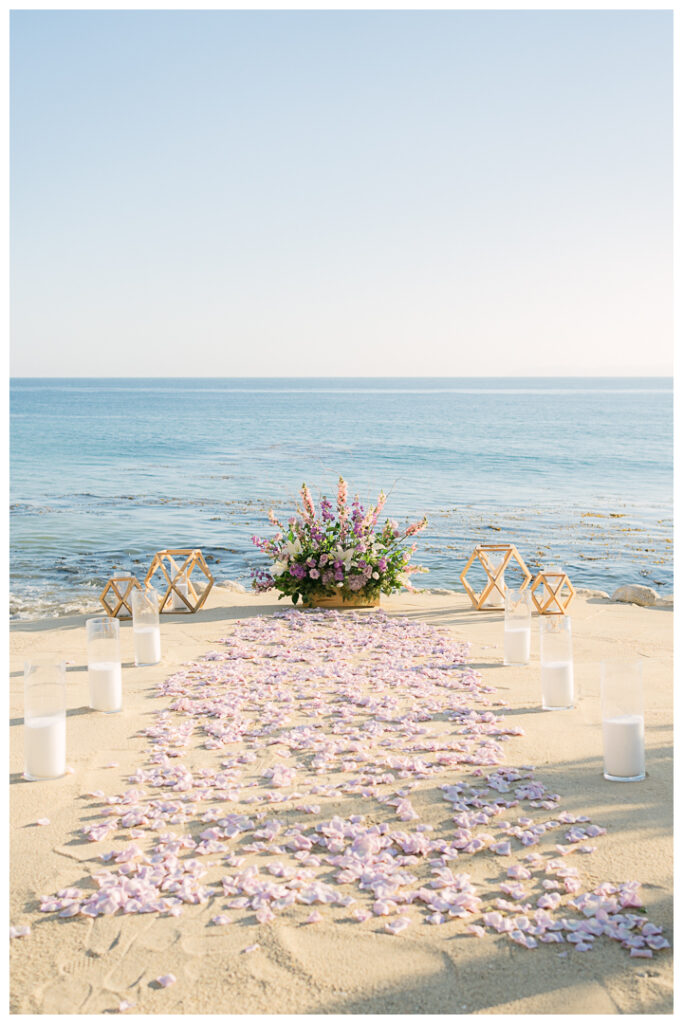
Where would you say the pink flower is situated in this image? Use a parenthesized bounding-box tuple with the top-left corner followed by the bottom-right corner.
(404, 516, 428, 538)
(337, 476, 348, 515)
(301, 483, 316, 520)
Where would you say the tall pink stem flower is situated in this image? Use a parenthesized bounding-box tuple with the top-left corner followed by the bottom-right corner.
(368, 490, 387, 529)
(404, 516, 428, 538)
(337, 476, 348, 516)
(301, 483, 316, 521)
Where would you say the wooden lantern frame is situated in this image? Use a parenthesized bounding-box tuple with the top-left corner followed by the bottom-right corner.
(144, 548, 214, 614)
(531, 570, 575, 615)
(460, 543, 532, 611)
(100, 575, 143, 619)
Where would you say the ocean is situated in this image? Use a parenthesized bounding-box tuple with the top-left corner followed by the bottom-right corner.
(10, 377, 673, 619)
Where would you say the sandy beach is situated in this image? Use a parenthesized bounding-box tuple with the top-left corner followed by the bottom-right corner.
(9, 587, 673, 1015)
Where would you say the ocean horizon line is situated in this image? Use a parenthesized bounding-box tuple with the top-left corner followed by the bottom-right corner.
(10, 374, 673, 381)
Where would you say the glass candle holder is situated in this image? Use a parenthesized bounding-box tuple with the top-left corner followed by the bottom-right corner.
(504, 588, 532, 666)
(601, 660, 645, 782)
(86, 617, 122, 713)
(24, 658, 66, 780)
(540, 616, 574, 709)
(483, 552, 505, 609)
(171, 575, 190, 610)
(132, 587, 162, 666)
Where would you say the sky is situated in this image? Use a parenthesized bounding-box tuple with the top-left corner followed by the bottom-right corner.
(9, 9, 673, 377)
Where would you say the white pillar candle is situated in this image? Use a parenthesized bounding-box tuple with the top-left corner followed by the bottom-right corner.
(171, 580, 189, 610)
(134, 625, 161, 666)
(88, 661, 122, 713)
(24, 714, 66, 780)
(504, 626, 530, 666)
(602, 715, 645, 780)
(541, 660, 574, 709)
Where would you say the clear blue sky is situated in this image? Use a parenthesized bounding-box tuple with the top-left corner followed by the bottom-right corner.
(10, 10, 673, 376)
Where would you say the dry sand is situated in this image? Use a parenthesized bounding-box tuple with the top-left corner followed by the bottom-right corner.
(9, 588, 673, 1015)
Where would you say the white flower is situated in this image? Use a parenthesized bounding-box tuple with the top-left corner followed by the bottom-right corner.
(272, 560, 289, 576)
(333, 545, 355, 569)
(372, 572, 380, 579)
(285, 539, 302, 557)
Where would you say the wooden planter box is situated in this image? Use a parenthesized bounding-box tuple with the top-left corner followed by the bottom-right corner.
(304, 591, 380, 609)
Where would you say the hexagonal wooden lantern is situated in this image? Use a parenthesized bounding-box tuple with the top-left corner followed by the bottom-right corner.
(460, 543, 532, 611)
(100, 575, 143, 619)
(144, 549, 214, 614)
(531, 569, 575, 615)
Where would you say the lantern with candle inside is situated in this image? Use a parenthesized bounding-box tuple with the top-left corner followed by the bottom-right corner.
(86, 616, 122, 713)
(132, 587, 162, 666)
(504, 588, 532, 666)
(531, 565, 575, 615)
(100, 575, 142, 619)
(540, 616, 574, 709)
(460, 543, 531, 611)
(600, 660, 645, 782)
(145, 549, 214, 614)
(24, 658, 66, 780)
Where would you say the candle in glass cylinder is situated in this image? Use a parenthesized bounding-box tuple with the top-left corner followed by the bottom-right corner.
(25, 715, 66, 780)
(86, 617, 122, 713)
(134, 626, 161, 665)
(88, 662, 122, 712)
(540, 617, 574, 710)
(504, 588, 532, 666)
(171, 579, 190, 610)
(603, 716, 645, 781)
(483, 553, 505, 608)
(504, 627, 531, 665)
(600, 661, 645, 782)
(132, 587, 162, 666)
(24, 659, 67, 780)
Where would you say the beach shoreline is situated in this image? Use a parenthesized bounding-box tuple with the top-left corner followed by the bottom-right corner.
(10, 587, 673, 1015)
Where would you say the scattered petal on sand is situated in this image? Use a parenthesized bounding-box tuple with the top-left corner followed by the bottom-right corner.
(385, 916, 411, 934)
(156, 974, 176, 988)
(242, 943, 260, 954)
(10, 925, 31, 939)
(35, 818, 50, 826)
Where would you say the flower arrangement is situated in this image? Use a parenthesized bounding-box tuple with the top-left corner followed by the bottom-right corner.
(251, 477, 428, 605)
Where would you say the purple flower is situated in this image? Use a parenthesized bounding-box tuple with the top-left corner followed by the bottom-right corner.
(321, 498, 335, 523)
(309, 568, 320, 579)
(291, 564, 307, 580)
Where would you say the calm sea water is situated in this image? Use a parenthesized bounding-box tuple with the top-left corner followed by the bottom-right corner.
(10, 377, 673, 619)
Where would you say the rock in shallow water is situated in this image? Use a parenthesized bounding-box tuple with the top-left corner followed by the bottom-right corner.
(611, 584, 657, 607)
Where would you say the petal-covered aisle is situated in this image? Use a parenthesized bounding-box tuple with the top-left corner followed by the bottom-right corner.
(33, 609, 668, 990)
